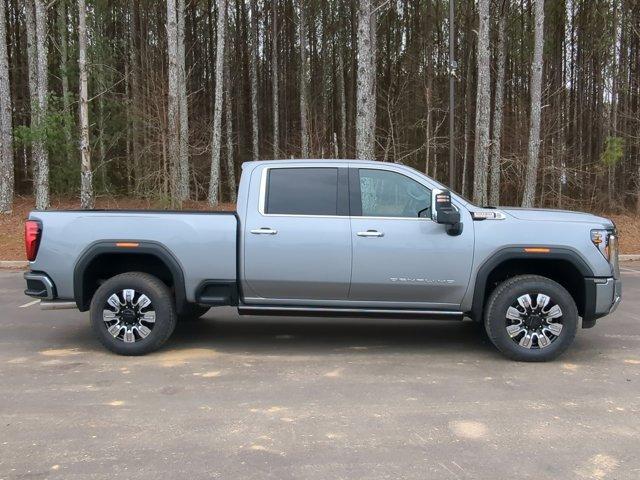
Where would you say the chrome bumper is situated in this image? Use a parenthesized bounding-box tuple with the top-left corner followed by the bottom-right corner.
(609, 278, 622, 314)
(592, 277, 621, 318)
(24, 272, 56, 300)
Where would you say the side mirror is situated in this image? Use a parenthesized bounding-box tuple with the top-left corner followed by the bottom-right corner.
(431, 189, 463, 236)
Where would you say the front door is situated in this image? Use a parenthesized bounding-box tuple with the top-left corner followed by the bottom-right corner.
(243, 166, 352, 303)
(349, 167, 474, 308)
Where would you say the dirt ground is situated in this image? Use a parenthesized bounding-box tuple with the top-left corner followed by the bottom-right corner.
(1, 196, 638, 259)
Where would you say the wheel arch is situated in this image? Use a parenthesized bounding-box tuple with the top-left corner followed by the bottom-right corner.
(470, 247, 595, 323)
(73, 240, 187, 313)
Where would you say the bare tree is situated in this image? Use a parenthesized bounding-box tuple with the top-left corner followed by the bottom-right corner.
(472, 0, 491, 205)
(461, 45, 475, 198)
(177, 0, 190, 200)
(128, 0, 141, 194)
(355, 0, 377, 160)
(489, 3, 508, 206)
(208, 0, 226, 206)
(337, 49, 347, 158)
(224, 46, 236, 201)
(57, 0, 73, 155)
(26, 0, 50, 209)
(167, 0, 180, 205)
(521, 0, 545, 207)
(271, 0, 279, 158)
(0, 0, 12, 213)
(298, 1, 309, 158)
(78, 0, 93, 209)
(249, 0, 259, 160)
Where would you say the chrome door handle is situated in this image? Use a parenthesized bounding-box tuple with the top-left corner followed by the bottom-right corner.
(357, 230, 384, 237)
(251, 227, 278, 235)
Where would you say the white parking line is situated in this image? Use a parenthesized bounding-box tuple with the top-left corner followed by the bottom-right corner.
(19, 299, 40, 308)
(621, 267, 640, 273)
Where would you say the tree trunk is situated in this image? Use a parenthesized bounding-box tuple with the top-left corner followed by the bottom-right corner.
(355, 0, 376, 160)
(0, 0, 13, 213)
(472, 0, 491, 205)
(28, 0, 49, 209)
(78, 0, 93, 209)
(166, 0, 180, 206)
(224, 46, 236, 201)
(128, 0, 141, 195)
(298, 1, 309, 158)
(24, 1, 38, 134)
(521, 0, 545, 207)
(271, 0, 279, 158)
(489, 9, 507, 206)
(337, 49, 347, 158)
(177, 0, 190, 200)
(57, 0, 72, 156)
(208, 0, 226, 206)
(249, 0, 259, 160)
(461, 45, 474, 199)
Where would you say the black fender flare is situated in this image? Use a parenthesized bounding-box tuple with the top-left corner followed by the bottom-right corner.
(73, 240, 187, 313)
(470, 246, 595, 322)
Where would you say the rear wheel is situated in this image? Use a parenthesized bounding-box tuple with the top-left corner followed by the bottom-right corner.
(484, 275, 578, 362)
(90, 272, 176, 355)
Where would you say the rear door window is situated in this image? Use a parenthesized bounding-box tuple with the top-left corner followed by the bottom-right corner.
(265, 168, 339, 215)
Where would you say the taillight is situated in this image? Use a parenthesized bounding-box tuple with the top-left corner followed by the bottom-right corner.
(25, 220, 41, 261)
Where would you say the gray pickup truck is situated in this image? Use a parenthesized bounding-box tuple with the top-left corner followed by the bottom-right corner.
(23, 160, 621, 361)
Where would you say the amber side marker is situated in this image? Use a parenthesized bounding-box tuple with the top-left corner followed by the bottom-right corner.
(523, 247, 550, 253)
(116, 242, 139, 248)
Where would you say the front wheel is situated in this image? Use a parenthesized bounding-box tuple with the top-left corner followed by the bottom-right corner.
(484, 275, 578, 362)
(90, 272, 177, 355)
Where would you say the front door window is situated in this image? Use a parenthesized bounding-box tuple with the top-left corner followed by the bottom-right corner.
(358, 169, 431, 218)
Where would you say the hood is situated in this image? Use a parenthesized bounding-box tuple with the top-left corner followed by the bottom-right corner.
(500, 207, 614, 228)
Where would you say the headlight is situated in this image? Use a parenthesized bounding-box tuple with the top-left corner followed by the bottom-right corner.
(591, 229, 610, 260)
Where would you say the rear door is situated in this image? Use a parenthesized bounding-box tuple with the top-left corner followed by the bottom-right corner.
(242, 165, 352, 303)
(348, 166, 474, 308)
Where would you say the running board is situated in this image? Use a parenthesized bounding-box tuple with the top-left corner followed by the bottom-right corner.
(238, 305, 464, 320)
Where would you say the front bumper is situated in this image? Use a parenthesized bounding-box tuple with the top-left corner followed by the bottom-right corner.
(582, 277, 621, 328)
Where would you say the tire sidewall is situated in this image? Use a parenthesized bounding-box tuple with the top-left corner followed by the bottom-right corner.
(90, 273, 176, 355)
(485, 276, 578, 362)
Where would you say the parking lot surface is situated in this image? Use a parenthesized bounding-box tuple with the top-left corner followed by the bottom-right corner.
(1, 268, 639, 479)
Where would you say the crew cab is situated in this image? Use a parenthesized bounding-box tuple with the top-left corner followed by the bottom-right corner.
(24, 160, 621, 361)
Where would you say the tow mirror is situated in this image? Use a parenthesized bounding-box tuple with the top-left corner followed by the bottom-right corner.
(431, 189, 463, 236)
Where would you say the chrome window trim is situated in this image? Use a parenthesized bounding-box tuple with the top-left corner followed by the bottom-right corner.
(257, 163, 447, 222)
(258, 165, 347, 219)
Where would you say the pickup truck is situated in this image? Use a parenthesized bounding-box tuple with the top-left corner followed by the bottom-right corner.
(23, 160, 621, 361)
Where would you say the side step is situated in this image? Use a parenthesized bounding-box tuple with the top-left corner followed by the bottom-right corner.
(238, 305, 464, 320)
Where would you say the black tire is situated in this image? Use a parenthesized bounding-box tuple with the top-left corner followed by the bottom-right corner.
(484, 275, 578, 362)
(90, 272, 176, 355)
(178, 304, 210, 322)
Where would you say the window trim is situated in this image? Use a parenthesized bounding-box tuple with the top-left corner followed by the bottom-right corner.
(258, 166, 350, 218)
(349, 167, 434, 221)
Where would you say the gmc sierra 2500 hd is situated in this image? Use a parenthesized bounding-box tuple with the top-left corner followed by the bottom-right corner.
(23, 160, 621, 361)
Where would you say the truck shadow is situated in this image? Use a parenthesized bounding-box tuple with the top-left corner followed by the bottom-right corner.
(168, 309, 496, 357)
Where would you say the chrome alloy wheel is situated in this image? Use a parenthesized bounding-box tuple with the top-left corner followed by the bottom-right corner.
(505, 293, 563, 349)
(102, 289, 156, 343)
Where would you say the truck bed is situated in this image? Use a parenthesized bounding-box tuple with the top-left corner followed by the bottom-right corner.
(28, 210, 238, 303)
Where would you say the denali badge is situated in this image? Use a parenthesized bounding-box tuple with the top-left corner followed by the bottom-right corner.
(390, 277, 455, 284)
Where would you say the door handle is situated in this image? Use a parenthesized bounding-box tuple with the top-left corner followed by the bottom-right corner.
(357, 230, 384, 237)
(251, 227, 278, 235)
